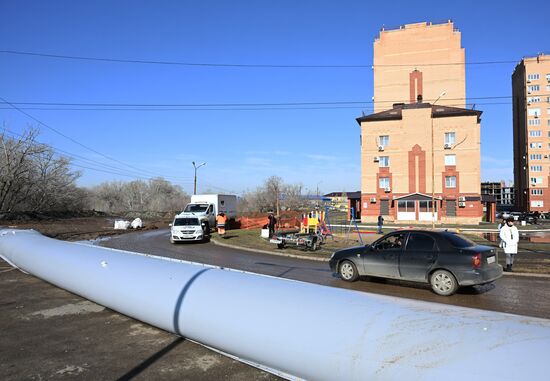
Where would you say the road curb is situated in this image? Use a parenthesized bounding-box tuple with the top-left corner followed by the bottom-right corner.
(502, 272, 550, 279)
(210, 238, 330, 262)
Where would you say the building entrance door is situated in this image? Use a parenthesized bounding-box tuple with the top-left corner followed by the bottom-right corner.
(397, 200, 415, 220)
(418, 200, 437, 221)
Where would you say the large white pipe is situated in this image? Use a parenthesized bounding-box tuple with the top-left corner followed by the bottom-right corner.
(1, 229, 549, 380)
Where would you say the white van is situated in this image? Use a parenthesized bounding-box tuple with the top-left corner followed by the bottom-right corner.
(169, 213, 208, 243)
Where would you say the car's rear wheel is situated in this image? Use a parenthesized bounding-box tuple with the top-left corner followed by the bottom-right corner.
(430, 270, 458, 296)
(339, 260, 358, 282)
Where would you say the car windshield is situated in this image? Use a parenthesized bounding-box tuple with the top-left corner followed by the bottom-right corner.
(184, 204, 208, 213)
(442, 232, 476, 248)
(174, 218, 200, 226)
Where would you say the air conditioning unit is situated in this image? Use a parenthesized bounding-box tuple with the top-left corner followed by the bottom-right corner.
(527, 79, 531, 83)
(384, 187, 391, 193)
(373, 156, 380, 162)
(378, 145, 385, 151)
(528, 91, 532, 94)
(444, 143, 452, 149)
(458, 201, 466, 207)
(458, 196, 466, 202)
(370, 197, 377, 203)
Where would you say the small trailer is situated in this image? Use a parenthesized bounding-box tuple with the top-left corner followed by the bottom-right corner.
(270, 231, 323, 251)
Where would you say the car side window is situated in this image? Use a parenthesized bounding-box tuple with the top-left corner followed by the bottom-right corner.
(406, 234, 435, 251)
(374, 233, 406, 251)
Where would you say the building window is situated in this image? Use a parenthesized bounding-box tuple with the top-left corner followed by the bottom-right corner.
(379, 156, 389, 167)
(528, 119, 541, 126)
(527, 96, 541, 103)
(546, 85, 550, 92)
(530, 130, 542, 137)
(528, 108, 541, 117)
(444, 154, 456, 166)
(531, 200, 544, 208)
(548, 120, 550, 126)
(379, 177, 390, 188)
(444, 132, 456, 145)
(531, 189, 543, 195)
(530, 154, 543, 160)
(529, 142, 542, 148)
(530, 177, 543, 185)
(378, 135, 389, 148)
(528, 74, 540, 81)
(547, 108, 550, 114)
(546, 73, 550, 81)
(528, 85, 540, 92)
(445, 176, 457, 188)
(530, 165, 543, 172)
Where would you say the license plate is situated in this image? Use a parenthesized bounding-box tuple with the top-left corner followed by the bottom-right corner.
(487, 256, 495, 264)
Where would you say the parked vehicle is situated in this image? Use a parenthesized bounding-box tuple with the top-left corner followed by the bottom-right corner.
(509, 212, 523, 221)
(329, 230, 502, 296)
(184, 194, 237, 229)
(169, 213, 209, 243)
(270, 231, 323, 251)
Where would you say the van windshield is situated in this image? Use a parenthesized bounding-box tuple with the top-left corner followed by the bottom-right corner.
(174, 218, 200, 226)
(184, 204, 208, 213)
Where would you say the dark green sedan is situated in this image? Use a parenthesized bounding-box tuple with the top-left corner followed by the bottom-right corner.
(329, 230, 503, 296)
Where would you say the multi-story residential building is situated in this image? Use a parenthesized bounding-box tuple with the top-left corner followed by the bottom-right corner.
(357, 21, 484, 224)
(373, 20, 465, 112)
(481, 181, 515, 208)
(512, 53, 550, 212)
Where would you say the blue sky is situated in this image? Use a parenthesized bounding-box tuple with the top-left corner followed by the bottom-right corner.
(1, 0, 549, 195)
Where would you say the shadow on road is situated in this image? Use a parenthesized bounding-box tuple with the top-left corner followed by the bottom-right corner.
(116, 337, 185, 380)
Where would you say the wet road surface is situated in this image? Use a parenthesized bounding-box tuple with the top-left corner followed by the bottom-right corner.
(102, 229, 550, 320)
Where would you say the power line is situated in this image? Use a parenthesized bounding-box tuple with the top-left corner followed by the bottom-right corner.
(0, 49, 520, 68)
(1, 129, 195, 183)
(4, 94, 546, 108)
(0, 96, 181, 179)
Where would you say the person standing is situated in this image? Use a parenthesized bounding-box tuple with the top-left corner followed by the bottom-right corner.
(267, 211, 277, 238)
(216, 212, 228, 238)
(377, 215, 384, 234)
(499, 217, 519, 272)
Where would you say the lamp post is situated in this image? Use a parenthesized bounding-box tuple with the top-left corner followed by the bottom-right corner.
(192, 161, 206, 195)
(431, 91, 446, 229)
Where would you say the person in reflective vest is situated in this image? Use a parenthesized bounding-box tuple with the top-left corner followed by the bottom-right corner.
(216, 212, 228, 237)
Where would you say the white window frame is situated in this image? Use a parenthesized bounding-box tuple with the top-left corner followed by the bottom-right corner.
(528, 73, 540, 81)
(444, 132, 456, 145)
(378, 135, 389, 148)
(528, 85, 540, 92)
(528, 108, 541, 117)
(531, 200, 544, 208)
(528, 119, 541, 126)
(444, 154, 456, 166)
(445, 176, 457, 188)
(531, 189, 543, 195)
(530, 130, 542, 137)
(530, 177, 543, 185)
(379, 177, 390, 188)
(379, 156, 389, 167)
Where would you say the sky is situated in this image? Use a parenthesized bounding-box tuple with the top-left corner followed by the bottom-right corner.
(1, 0, 549, 196)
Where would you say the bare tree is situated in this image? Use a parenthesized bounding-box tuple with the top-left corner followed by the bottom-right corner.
(0, 126, 84, 212)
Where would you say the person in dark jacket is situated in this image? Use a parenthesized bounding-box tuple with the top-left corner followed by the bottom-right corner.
(268, 211, 277, 237)
(377, 215, 384, 234)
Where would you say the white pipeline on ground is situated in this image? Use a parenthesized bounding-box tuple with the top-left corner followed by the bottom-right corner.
(1, 229, 549, 381)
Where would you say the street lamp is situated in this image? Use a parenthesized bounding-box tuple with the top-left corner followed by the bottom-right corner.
(192, 161, 206, 195)
(431, 91, 446, 229)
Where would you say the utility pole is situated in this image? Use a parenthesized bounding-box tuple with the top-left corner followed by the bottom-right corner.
(431, 91, 446, 229)
(192, 161, 206, 195)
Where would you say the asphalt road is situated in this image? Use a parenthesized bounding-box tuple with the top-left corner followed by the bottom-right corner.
(2, 229, 549, 380)
(102, 229, 550, 319)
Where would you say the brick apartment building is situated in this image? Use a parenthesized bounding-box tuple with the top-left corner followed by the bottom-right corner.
(512, 54, 550, 212)
(357, 21, 484, 224)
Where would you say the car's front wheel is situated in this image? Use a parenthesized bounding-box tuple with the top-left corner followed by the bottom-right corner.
(339, 260, 358, 282)
(430, 269, 458, 296)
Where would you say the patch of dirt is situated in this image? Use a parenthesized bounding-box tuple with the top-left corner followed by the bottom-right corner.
(0, 215, 169, 241)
